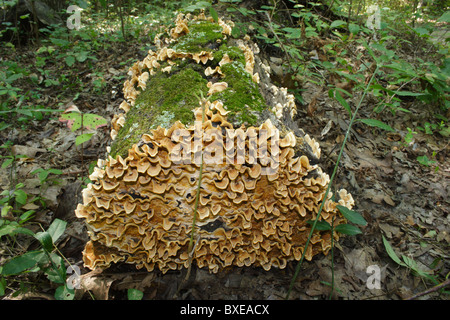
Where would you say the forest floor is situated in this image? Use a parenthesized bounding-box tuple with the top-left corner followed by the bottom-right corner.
(0, 8, 449, 300)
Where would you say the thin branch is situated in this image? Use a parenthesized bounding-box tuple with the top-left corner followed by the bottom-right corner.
(405, 278, 450, 300)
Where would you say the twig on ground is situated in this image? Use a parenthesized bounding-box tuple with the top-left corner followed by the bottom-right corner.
(405, 278, 450, 300)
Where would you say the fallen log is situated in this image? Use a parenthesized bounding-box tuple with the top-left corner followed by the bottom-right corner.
(75, 12, 355, 274)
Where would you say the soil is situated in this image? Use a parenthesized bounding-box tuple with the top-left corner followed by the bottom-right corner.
(0, 8, 448, 301)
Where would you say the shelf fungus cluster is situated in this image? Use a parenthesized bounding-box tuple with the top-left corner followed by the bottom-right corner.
(76, 12, 355, 274)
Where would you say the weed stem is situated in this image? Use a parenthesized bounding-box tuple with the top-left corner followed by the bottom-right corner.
(286, 63, 380, 299)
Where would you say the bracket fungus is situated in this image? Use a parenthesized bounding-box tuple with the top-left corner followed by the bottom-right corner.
(76, 12, 355, 274)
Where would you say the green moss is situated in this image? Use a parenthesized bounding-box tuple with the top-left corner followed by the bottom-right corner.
(171, 21, 224, 53)
(110, 18, 269, 157)
(110, 67, 208, 158)
(213, 44, 246, 66)
(211, 61, 266, 126)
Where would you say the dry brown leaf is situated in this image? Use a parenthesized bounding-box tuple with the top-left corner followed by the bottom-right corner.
(75, 271, 115, 300)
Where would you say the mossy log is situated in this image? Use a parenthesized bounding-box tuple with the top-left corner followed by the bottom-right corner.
(109, 13, 307, 159)
(75, 12, 355, 274)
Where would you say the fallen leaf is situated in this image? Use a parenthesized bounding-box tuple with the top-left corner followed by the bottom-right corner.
(11, 145, 46, 158)
(383, 194, 396, 206)
(321, 120, 333, 138)
(379, 223, 401, 238)
(405, 215, 416, 226)
(76, 271, 115, 300)
(22, 203, 39, 210)
(307, 96, 318, 116)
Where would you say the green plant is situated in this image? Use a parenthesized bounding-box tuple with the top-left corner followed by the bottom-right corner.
(0, 59, 59, 126)
(416, 154, 437, 168)
(31, 168, 63, 185)
(29, 167, 63, 204)
(417, 121, 449, 137)
(0, 218, 74, 300)
(0, 182, 28, 208)
(0, 63, 22, 100)
(127, 288, 144, 300)
(403, 127, 417, 147)
(59, 105, 107, 146)
(382, 235, 443, 287)
(307, 205, 367, 236)
(286, 60, 381, 299)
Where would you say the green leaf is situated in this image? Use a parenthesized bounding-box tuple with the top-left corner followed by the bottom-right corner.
(60, 113, 107, 132)
(128, 288, 144, 300)
(45, 265, 65, 284)
(330, 20, 346, 29)
(333, 90, 352, 116)
(15, 227, 36, 237)
(65, 55, 76, 67)
(209, 6, 218, 22)
(55, 284, 75, 300)
(413, 27, 429, 37)
(44, 253, 66, 284)
(348, 23, 360, 34)
(335, 224, 362, 235)
(6, 73, 23, 83)
(35, 231, 53, 252)
(76, 133, 94, 146)
(1, 158, 14, 168)
(394, 91, 426, 97)
(282, 27, 303, 39)
(437, 11, 450, 23)
(1, 205, 12, 217)
(307, 219, 331, 231)
(36, 46, 48, 54)
(382, 235, 406, 267)
(337, 205, 367, 226)
(47, 218, 67, 243)
(358, 118, 395, 132)
(13, 189, 27, 205)
(49, 168, 63, 175)
(0, 122, 12, 131)
(1, 251, 45, 276)
(0, 224, 19, 238)
(59, 113, 81, 131)
(0, 277, 6, 296)
(439, 127, 450, 137)
(38, 170, 50, 182)
(417, 155, 436, 166)
(3, 226, 35, 238)
(75, 51, 88, 62)
(184, 1, 211, 12)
